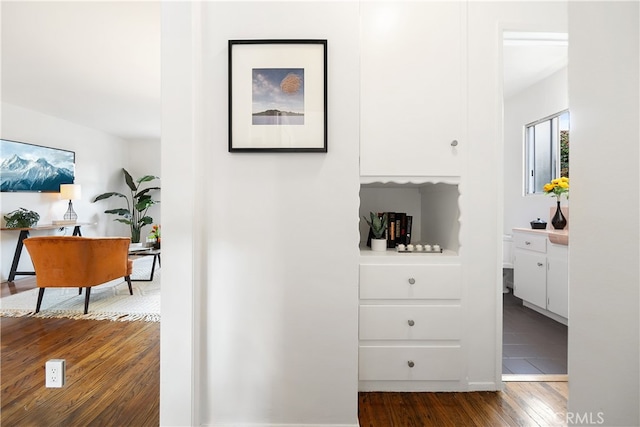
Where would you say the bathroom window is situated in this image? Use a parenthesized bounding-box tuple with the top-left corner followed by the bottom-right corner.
(525, 110, 569, 194)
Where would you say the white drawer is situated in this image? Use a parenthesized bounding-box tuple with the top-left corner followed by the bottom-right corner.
(513, 233, 547, 253)
(359, 346, 461, 381)
(359, 305, 461, 340)
(360, 264, 461, 300)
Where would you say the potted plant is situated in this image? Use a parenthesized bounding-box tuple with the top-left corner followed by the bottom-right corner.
(3, 208, 40, 228)
(363, 211, 388, 252)
(93, 168, 160, 243)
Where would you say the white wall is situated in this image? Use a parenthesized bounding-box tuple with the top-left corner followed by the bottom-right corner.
(503, 67, 568, 234)
(568, 2, 639, 425)
(0, 102, 138, 280)
(161, 2, 360, 426)
(128, 138, 162, 232)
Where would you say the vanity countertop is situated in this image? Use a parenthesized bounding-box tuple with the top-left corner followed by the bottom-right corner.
(513, 227, 569, 246)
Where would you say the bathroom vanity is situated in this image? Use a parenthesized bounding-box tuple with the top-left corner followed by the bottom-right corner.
(512, 228, 569, 325)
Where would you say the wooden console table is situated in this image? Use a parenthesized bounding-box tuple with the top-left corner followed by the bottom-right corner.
(1, 223, 93, 282)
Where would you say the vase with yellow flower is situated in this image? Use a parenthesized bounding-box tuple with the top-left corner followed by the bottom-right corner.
(543, 177, 569, 229)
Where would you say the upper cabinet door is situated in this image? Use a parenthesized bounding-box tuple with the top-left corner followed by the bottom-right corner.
(360, 2, 466, 177)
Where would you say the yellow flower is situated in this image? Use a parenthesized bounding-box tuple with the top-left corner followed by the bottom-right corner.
(543, 183, 555, 192)
(559, 181, 569, 189)
(560, 177, 569, 183)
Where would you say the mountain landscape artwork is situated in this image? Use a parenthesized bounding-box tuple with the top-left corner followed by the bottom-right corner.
(252, 68, 305, 125)
(1, 139, 75, 192)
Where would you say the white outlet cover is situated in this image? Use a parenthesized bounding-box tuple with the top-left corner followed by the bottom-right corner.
(45, 359, 66, 388)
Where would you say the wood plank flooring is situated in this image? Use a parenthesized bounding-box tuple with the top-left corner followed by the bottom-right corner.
(359, 382, 568, 426)
(1, 316, 159, 426)
(2, 278, 567, 426)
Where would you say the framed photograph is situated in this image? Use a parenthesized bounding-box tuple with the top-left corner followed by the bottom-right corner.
(229, 39, 327, 152)
(1, 139, 75, 192)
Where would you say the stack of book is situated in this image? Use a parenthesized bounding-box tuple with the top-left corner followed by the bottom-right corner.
(366, 212, 413, 248)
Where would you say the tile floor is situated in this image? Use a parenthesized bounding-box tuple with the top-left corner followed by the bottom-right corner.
(503, 287, 568, 375)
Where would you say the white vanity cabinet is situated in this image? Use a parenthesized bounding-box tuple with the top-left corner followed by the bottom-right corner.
(512, 229, 568, 323)
(360, 1, 466, 177)
(358, 259, 464, 391)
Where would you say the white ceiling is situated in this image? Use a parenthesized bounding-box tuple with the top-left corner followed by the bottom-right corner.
(1, 1, 161, 141)
(1, 4, 565, 141)
(503, 32, 569, 99)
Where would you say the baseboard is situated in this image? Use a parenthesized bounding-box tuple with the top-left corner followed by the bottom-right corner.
(467, 381, 500, 391)
(207, 423, 359, 427)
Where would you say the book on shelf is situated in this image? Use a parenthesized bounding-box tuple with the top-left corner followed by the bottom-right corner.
(406, 215, 413, 244)
(387, 212, 396, 248)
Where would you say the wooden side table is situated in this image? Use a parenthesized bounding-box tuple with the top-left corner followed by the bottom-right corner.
(1, 223, 92, 282)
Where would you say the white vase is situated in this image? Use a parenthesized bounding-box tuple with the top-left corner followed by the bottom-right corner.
(371, 238, 387, 252)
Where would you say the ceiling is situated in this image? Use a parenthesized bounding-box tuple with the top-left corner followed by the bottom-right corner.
(1, 1, 161, 141)
(503, 31, 569, 99)
(1, 4, 566, 141)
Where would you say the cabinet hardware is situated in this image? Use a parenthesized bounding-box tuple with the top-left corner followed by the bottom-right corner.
(525, 241, 531, 245)
(408, 278, 416, 285)
(407, 360, 415, 368)
(408, 320, 415, 326)
(450, 139, 458, 147)
(537, 262, 544, 267)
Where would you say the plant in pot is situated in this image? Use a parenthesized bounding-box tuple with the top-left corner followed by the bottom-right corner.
(3, 208, 40, 228)
(363, 212, 388, 252)
(93, 168, 160, 243)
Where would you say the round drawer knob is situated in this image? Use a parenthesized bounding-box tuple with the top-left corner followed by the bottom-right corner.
(407, 360, 415, 368)
(450, 140, 459, 147)
(408, 319, 415, 326)
(408, 278, 416, 285)
(537, 262, 544, 267)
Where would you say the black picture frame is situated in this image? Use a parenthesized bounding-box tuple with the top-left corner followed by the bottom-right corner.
(1, 139, 76, 192)
(228, 39, 327, 153)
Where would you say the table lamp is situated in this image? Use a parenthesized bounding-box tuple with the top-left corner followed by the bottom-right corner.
(60, 184, 81, 222)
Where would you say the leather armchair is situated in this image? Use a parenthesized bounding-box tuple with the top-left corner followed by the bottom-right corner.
(23, 236, 134, 314)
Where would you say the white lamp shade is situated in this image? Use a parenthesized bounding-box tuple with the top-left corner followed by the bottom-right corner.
(60, 184, 81, 200)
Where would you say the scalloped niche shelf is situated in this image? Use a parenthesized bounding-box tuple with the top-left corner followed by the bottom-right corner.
(359, 179, 461, 255)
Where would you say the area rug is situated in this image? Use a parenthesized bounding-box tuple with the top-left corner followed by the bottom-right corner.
(0, 257, 160, 322)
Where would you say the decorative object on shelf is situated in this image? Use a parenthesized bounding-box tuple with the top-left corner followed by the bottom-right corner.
(149, 224, 161, 249)
(59, 183, 81, 223)
(363, 212, 388, 252)
(93, 168, 160, 243)
(530, 218, 547, 230)
(551, 201, 567, 230)
(543, 177, 569, 230)
(3, 208, 40, 228)
(1, 139, 75, 193)
(228, 39, 327, 152)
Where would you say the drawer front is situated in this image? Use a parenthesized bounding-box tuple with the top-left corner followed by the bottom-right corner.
(359, 346, 461, 381)
(359, 305, 461, 340)
(513, 233, 547, 253)
(360, 264, 461, 300)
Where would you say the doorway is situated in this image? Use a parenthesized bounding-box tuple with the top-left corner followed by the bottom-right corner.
(501, 30, 569, 380)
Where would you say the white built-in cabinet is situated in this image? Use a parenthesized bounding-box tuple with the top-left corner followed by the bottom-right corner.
(513, 230, 569, 324)
(360, 1, 466, 177)
(358, 1, 468, 392)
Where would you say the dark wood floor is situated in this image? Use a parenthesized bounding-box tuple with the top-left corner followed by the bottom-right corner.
(2, 278, 567, 426)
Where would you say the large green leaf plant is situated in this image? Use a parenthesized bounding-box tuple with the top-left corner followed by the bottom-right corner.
(93, 168, 160, 243)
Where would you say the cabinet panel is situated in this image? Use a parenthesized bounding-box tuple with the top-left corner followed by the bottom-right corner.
(360, 305, 461, 340)
(360, 264, 461, 300)
(513, 250, 547, 308)
(547, 246, 569, 318)
(360, 1, 465, 176)
(513, 233, 547, 253)
(359, 346, 461, 381)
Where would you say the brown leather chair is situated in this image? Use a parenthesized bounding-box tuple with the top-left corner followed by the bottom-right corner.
(23, 236, 134, 314)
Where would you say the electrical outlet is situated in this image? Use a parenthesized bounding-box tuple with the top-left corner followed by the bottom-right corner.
(45, 359, 66, 388)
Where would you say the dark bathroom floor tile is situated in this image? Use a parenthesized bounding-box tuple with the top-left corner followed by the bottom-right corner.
(503, 288, 568, 375)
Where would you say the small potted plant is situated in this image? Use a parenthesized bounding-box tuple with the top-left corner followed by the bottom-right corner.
(4, 208, 40, 228)
(363, 212, 388, 252)
(149, 224, 161, 249)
